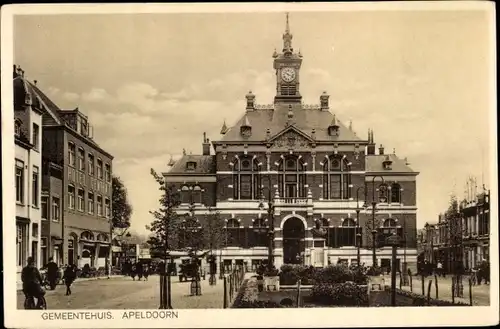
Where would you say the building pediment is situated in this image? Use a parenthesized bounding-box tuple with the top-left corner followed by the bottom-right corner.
(268, 125, 314, 150)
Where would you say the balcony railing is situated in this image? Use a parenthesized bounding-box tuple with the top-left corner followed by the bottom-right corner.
(275, 197, 308, 205)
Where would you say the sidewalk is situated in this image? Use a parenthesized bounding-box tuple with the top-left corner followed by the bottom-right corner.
(384, 275, 490, 306)
(16, 275, 124, 291)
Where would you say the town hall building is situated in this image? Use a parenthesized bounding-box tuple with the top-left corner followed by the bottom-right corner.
(164, 15, 419, 272)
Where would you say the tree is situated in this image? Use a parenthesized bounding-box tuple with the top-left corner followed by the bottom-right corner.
(203, 208, 226, 255)
(112, 176, 133, 237)
(445, 194, 464, 297)
(146, 169, 182, 259)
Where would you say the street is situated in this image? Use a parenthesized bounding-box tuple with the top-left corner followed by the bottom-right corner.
(17, 275, 226, 309)
(385, 275, 490, 306)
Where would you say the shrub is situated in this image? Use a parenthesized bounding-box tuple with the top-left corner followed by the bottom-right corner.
(263, 266, 279, 277)
(366, 266, 383, 276)
(313, 265, 353, 284)
(279, 265, 318, 285)
(311, 282, 368, 306)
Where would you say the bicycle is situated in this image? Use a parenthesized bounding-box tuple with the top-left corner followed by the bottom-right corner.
(24, 293, 47, 310)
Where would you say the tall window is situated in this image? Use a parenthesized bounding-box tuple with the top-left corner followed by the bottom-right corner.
(16, 160, 24, 203)
(97, 195, 103, 216)
(41, 196, 48, 220)
(68, 238, 75, 265)
(339, 218, 356, 246)
(378, 184, 388, 203)
(68, 142, 76, 166)
(233, 156, 261, 200)
(88, 154, 95, 176)
(41, 237, 48, 267)
(52, 197, 60, 221)
(78, 148, 85, 171)
(252, 218, 268, 247)
(226, 218, 242, 247)
(105, 198, 111, 218)
(68, 185, 75, 209)
(390, 183, 401, 203)
(323, 155, 350, 200)
(77, 189, 85, 212)
(32, 123, 39, 150)
(16, 224, 27, 266)
(278, 156, 306, 198)
(192, 185, 202, 204)
(32, 166, 39, 207)
(180, 185, 190, 204)
(105, 163, 111, 182)
(15, 120, 21, 137)
(88, 192, 94, 214)
(97, 159, 103, 179)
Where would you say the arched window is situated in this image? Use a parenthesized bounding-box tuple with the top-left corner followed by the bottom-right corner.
(339, 218, 356, 246)
(80, 231, 94, 241)
(233, 156, 261, 200)
(323, 155, 351, 200)
(378, 218, 402, 247)
(320, 217, 329, 228)
(180, 185, 190, 204)
(378, 184, 388, 203)
(278, 156, 306, 199)
(96, 233, 108, 242)
(225, 218, 243, 247)
(391, 183, 401, 203)
(192, 185, 202, 204)
(252, 218, 268, 247)
(180, 217, 204, 250)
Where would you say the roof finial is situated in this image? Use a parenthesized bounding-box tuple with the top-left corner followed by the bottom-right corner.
(182, 148, 186, 156)
(349, 120, 353, 131)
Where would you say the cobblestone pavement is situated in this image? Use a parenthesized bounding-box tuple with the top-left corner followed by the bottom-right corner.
(17, 275, 226, 309)
(384, 274, 490, 306)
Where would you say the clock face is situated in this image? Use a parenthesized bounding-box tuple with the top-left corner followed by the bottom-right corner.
(281, 67, 296, 83)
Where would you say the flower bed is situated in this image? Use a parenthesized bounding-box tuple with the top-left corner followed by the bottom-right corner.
(385, 287, 470, 307)
(232, 277, 283, 308)
(279, 264, 317, 285)
(311, 282, 369, 306)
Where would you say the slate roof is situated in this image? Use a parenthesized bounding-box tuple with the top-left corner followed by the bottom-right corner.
(217, 103, 363, 143)
(167, 155, 216, 175)
(365, 154, 416, 174)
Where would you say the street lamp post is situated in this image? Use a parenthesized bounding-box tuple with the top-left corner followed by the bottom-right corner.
(259, 175, 275, 270)
(355, 186, 368, 266)
(371, 175, 385, 267)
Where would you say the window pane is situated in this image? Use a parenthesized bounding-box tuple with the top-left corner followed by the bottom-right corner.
(330, 175, 341, 199)
(240, 175, 252, 199)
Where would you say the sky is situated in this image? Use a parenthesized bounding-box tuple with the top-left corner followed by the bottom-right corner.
(13, 9, 494, 235)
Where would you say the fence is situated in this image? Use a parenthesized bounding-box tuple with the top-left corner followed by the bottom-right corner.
(398, 273, 478, 306)
(223, 268, 245, 308)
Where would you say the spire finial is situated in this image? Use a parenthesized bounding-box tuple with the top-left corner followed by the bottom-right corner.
(282, 12, 293, 52)
(285, 12, 290, 34)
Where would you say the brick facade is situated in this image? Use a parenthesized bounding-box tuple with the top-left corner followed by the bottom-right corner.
(163, 18, 419, 271)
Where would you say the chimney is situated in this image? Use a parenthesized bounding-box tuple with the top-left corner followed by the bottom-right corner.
(246, 91, 255, 111)
(202, 132, 210, 155)
(320, 91, 330, 111)
(366, 129, 376, 155)
(379, 144, 385, 155)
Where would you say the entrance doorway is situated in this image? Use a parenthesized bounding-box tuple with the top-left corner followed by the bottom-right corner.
(282, 217, 306, 264)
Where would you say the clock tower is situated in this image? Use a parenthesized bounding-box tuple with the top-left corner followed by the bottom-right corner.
(274, 13, 303, 104)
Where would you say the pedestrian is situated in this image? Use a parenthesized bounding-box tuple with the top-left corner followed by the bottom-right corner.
(63, 264, 77, 296)
(136, 262, 143, 281)
(437, 261, 443, 277)
(143, 263, 149, 281)
(46, 258, 59, 290)
(130, 263, 137, 281)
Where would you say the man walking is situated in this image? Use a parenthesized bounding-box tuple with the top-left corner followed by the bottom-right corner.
(46, 257, 59, 290)
(63, 264, 77, 296)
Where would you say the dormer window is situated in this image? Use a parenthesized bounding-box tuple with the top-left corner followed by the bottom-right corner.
(186, 161, 197, 171)
(240, 115, 252, 137)
(328, 115, 340, 137)
(382, 155, 393, 170)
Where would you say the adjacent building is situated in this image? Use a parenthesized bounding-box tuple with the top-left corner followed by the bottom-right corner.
(14, 66, 43, 280)
(163, 15, 419, 271)
(13, 65, 114, 269)
(421, 189, 490, 272)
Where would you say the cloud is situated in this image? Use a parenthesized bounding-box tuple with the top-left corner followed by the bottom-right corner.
(82, 88, 111, 102)
(62, 92, 79, 102)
